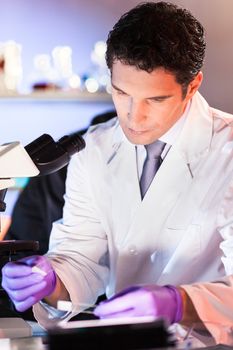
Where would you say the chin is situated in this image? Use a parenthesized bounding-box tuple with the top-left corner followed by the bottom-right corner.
(122, 126, 158, 145)
(125, 134, 152, 145)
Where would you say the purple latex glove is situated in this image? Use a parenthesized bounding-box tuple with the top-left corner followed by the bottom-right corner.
(2, 255, 56, 312)
(94, 285, 183, 325)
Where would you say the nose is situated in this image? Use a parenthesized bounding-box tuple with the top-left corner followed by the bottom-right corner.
(127, 99, 147, 126)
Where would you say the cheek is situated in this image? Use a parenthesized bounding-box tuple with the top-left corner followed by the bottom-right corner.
(153, 101, 183, 121)
(112, 95, 129, 120)
(146, 105, 181, 132)
(112, 94, 127, 109)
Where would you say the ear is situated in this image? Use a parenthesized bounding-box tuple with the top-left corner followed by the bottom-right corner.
(186, 71, 203, 100)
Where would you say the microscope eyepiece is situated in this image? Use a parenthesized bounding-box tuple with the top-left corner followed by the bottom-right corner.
(58, 133, 86, 157)
(24, 134, 54, 157)
(25, 133, 85, 175)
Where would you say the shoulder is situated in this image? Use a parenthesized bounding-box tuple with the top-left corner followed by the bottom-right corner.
(84, 117, 123, 149)
(210, 107, 233, 145)
(87, 116, 118, 136)
(70, 117, 123, 167)
(196, 92, 233, 135)
(208, 107, 233, 157)
(211, 107, 233, 126)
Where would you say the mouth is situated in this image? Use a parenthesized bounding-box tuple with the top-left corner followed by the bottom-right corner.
(128, 128, 148, 135)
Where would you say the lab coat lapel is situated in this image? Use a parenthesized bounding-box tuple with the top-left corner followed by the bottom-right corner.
(123, 146, 193, 247)
(124, 92, 214, 245)
(106, 132, 141, 242)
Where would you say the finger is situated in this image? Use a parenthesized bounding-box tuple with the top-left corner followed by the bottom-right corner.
(95, 293, 139, 316)
(107, 286, 141, 301)
(3, 272, 44, 290)
(8, 281, 47, 302)
(96, 308, 138, 319)
(14, 296, 37, 312)
(2, 262, 32, 278)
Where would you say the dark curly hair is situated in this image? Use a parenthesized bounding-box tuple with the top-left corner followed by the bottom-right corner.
(106, 1, 206, 95)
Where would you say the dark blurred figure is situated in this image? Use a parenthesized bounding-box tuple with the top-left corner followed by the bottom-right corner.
(4, 110, 116, 256)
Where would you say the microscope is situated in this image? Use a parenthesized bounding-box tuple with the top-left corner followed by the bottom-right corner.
(0, 132, 85, 332)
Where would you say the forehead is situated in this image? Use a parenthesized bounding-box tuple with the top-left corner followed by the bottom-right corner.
(111, 60, 182, 97)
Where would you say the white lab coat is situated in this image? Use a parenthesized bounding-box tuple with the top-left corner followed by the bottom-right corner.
(34, 92, 233, 330)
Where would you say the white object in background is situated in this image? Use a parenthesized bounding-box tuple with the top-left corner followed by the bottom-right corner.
(0, 141, 39, 179)
(57, 300, 73, 312)
(91, 41, 107, 68)
(0, 318, 32, 339)
(57, 300, 96, 313)
(4, 41, 23, 92)
(52, 46, 73, 80)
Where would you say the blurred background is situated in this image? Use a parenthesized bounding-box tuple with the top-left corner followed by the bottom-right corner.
(0, 0, 232, 143)
(0, 0, 233, 229)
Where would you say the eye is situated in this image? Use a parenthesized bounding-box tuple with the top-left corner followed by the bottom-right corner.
(112, 86, 127, 96)
(150, 98, 166, 103)
(117, 90, 126, 95)
(114, 89, 127, 96)
(149, 96, 172, 103)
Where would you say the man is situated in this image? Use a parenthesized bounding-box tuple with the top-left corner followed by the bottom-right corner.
(2, 1, 233, 338)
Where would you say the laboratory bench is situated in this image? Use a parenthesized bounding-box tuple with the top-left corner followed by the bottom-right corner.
(0, 336, 231, 350)
(0, 318, 231, 350)
(0, 337, 47, 350)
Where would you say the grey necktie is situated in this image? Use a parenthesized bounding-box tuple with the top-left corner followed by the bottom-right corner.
(140, 140, 166, 198)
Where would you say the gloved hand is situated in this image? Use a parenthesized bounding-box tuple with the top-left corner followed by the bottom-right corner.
(2, 255, 56, 312)
(94, 285, 183, 324)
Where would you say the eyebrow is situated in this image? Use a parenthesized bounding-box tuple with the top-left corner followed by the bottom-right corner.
(111, 82, 173, 101)
(111, 83, 127, 94)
